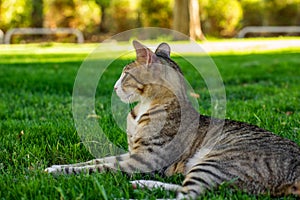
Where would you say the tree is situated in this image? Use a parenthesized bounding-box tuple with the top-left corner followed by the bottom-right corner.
(173, 0, 205, 40)
(173, 0, 189, 37)
(31, 0, 44, 27)
(189, 0, 205, 40)
(95, 0, 110, 33)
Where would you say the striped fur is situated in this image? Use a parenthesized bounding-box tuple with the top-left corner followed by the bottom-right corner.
(45, 41, 300, 199)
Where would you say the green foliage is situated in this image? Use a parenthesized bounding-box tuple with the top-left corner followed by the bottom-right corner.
(201, 0, 300, 37)
(264, 0, 300, 26)
(44, 0, 100, 33)
(140, 0, 173, 28)
(74, 0, 101, 33)
(95, 0, 110, 8)
(109, 0, 138, 33)
(1, 0, 300, 39)
(110, 0, 133, 32)
(0, 43, 299, 199)
(240, 0, 265, 26)
(0, 0, 32, 31)
(241, 0, 300, 27)
(0, 0, 100, 34)
(203, 0, 243, 37)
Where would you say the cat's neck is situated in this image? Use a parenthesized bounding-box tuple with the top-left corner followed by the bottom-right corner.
(136, 95, 196, 116)
(135, 98, 152, 122)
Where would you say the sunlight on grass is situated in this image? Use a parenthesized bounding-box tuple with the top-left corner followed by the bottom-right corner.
(0, 37, 299, 56)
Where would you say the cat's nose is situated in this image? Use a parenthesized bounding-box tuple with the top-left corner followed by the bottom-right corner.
(114, 86, 118, 91)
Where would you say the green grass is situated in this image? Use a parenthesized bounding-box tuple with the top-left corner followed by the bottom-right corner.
(0, 43, 299, 199)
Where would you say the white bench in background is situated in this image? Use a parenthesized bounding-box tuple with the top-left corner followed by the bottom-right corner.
(4, 28, 84, 44)
(237, 26, 300, 38)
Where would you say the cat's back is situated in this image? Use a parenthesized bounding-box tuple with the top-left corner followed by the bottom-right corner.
(191, 118, 300, 195)
(219, 119, 300, 156)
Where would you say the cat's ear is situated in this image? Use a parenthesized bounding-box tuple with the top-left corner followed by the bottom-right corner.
(155, 43, 171, 58)
(133, 40, 156, 65)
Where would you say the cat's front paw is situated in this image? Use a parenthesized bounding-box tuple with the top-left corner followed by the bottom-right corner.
(44, 165, 62, 174)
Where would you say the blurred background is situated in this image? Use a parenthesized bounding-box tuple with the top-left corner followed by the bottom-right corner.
(0, 0, 300, 43)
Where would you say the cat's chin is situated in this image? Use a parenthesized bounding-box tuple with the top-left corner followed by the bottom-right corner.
(120, 99, 139, 104)
(119, 94, 139, 104)
(120, 98, 131, 104)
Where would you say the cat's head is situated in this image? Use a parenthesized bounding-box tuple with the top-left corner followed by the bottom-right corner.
(114, 40, 186, 103)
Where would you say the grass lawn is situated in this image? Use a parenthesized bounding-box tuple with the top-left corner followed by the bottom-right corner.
(0, 41, 299, 199)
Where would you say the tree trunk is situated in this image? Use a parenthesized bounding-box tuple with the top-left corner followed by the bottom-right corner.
(96, 0, 110, 33)
(173, 0, 189, 36)
(189, 0, 205, 40)
(173, 0, 205, 40)
(31, 0, 44, 27)
(99, 6, 108, 33)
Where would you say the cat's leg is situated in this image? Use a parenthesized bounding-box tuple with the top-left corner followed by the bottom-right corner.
(176, 161, 227, 199)
(45, 153, 163, 175)
(45, 153, 130, 174)
(131, 180, 182, 191)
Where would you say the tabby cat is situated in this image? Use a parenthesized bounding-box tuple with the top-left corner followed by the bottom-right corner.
(45, 40, 300, 199)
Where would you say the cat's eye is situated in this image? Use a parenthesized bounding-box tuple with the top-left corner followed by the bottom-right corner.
(123, 72, 129, 77)
(121, 72, 129, 82)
